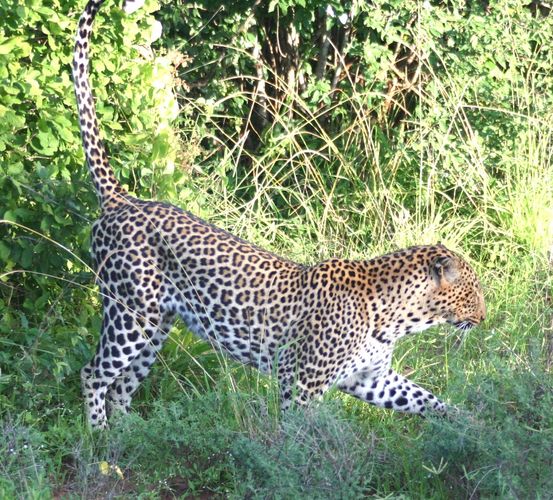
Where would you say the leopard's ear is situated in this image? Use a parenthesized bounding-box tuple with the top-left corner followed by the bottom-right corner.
(431, 256, 458, 285)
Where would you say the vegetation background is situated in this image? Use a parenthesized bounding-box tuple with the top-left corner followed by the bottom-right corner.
(1, 0, 552, 497)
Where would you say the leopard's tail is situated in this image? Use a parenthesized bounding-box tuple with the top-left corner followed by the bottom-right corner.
(72, 0, 144, 209)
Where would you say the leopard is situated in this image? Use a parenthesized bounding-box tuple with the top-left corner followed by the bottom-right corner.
(73, 0, 486, 429)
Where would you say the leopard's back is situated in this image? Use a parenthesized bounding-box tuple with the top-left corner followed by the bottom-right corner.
(92, 199, 306, 372)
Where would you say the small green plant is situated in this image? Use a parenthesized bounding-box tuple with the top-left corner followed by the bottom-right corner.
(419, 360, 553, 498)
(230, 403, 378, 499)
(0, 418, 51, 499)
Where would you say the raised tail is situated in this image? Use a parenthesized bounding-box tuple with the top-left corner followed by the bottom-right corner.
(72, 0, 144, 209)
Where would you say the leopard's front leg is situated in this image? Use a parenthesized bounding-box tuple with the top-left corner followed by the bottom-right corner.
(338, 368, 447, 416)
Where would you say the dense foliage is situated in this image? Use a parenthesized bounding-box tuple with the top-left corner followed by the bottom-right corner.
(0, 0, 179, 316)
(159, 0, 553, 248)
(1, 0, 552, 497)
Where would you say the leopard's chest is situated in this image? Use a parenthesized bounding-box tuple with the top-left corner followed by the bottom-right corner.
(334, 338, 394, 385)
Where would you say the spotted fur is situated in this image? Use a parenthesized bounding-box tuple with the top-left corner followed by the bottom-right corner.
(73, 0, 486, 429)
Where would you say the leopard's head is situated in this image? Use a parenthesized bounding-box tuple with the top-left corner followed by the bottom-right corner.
(428, 249, 486, 331)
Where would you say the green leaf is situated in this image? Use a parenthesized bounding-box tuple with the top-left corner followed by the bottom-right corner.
(0, 37, 24, 55)
(7, 163, 23, 176)
(3, 210, 16, 222)
(0, 241, 10, 261)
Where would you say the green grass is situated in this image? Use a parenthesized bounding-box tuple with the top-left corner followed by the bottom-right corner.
(2, 8, 553, 497)
(2, 343, 552, 498)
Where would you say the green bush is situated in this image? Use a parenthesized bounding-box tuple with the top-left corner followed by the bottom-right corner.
(420, 361, 553, 498)
(230, 403, 376, 498)
(153, 0, 553, 267)
(0, 0, 179, 319)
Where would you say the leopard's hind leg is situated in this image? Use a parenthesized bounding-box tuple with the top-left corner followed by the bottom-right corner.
(82, 255, 168, 428)
(81, 300, 165, 428)
(106, 313, 175, 418)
